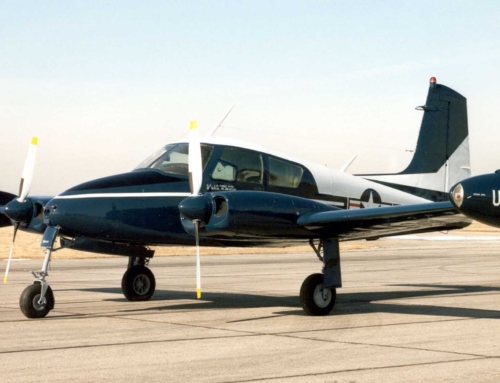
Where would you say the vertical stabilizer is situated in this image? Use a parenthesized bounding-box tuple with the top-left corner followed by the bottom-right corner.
(359, 78, 471, 201)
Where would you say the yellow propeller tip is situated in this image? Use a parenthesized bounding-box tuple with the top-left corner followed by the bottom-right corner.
(3, 276, 7, 284)
(31, 137, 38, 145)
(190, 121, 198, 130)
(196, 289, 202, 299)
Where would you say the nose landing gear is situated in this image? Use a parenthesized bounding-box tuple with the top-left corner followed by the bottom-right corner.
(19, 226, 59, 319)
(19, 282, 55, 319)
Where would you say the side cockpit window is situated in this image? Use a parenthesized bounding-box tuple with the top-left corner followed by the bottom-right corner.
(211, 161, 236, 181)
(150, 144, 189, 174)
(135, 144, 213, 175)
(211, 147, 263, 184)
(268, 157, 303, 188)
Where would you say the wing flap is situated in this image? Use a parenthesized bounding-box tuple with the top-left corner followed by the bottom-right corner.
(297, 201, 471, 241)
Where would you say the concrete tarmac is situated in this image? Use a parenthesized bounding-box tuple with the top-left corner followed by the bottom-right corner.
(2, 238, 500, 382)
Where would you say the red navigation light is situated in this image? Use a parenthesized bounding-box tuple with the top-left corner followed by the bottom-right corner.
(430, 77, 437, 83)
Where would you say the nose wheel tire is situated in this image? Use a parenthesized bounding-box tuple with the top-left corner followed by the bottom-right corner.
(19, 283, 55, 319)
(121, 265, 156, 301)
(300, 273, 336, 316)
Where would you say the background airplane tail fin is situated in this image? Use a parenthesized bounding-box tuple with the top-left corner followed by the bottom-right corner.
(359, 78, 471, 201)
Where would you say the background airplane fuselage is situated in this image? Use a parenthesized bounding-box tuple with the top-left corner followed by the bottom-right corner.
(450, 172, 500, 228)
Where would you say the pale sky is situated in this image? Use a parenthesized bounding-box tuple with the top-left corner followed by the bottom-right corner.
(1, 1, 499, 195)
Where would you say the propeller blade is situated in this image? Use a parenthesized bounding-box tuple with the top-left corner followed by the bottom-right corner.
(188, 121, 202, 196)
(0, 192, 16, 228)
(0, 191, 17, 206)
(3, 223, 19, 284)
(0, 211, 11, 228)
(18, 137, 38, 202)
(187, 121, 203, 298)
(194, 220, 202, 299)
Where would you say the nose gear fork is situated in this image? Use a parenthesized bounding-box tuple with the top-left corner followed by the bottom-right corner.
(35, 226, 60, 305)
(31, 247, 54, 307)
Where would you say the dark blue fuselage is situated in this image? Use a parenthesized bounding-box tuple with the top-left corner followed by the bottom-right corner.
(45, 170, 193, 245)
(41, 143, 336, 248)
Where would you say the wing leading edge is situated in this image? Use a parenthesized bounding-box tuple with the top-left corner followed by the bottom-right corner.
(297, 201, 471, 241)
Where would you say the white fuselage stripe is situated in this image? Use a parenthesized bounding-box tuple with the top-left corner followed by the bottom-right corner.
(312, 199, 345, 207)
(56, 194, 347, 207)
(54, 192, 192, 199)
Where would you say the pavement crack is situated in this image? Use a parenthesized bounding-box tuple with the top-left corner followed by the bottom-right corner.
(220, 357, 489, 383)
(0, 333, 259, 356)
(275, 317, 473, 334)
(276, 333, 492, 359)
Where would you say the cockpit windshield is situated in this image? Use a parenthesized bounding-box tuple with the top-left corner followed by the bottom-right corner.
(135, 143, 214, 175)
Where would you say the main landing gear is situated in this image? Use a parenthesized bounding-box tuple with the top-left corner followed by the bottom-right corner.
(121, 256, 156, 301)
(300, 239, 342, 316)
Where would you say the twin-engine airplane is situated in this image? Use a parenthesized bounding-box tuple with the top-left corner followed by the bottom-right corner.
(1, 77, 472, 319)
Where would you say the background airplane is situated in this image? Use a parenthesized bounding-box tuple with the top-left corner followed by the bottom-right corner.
(450, 172, 500, 228)
(1, 78, 472, 319)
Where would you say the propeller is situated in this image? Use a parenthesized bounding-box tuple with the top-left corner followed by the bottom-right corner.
(18, 136, 38, 202)
(188, 120, 202, 196)
(188, 120, 203, 299)
(2, 137, 38, 283)
(0, 191, 17, 228)
(4, 223, 19, 284)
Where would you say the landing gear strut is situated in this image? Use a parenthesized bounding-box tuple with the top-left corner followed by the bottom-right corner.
(121, 256, 156, 301)
(19, 226, 59, 319)
(300, 239, 342, 316)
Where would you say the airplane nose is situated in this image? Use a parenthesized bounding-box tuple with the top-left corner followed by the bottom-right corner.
(450, 183, 464, 208)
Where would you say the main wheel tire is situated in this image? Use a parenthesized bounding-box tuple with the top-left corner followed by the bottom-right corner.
(300, 273, 336, 316)
(121, 265, 156, 301)
(19, 283, 55, 319)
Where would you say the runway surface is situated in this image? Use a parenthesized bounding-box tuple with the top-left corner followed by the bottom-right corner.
(2, 237, 500, 382)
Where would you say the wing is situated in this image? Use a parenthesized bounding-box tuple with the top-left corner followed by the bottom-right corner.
(179, 192, 471, 242)
(297, 201, 471, 241)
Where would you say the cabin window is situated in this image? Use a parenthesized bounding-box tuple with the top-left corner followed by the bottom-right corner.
(268, 157, 303, 188)
(136, 144, 213, 175)
(211, 148, 263, 184)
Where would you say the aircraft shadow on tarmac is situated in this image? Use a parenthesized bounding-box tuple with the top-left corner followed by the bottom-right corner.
(67, 283, 500, 320)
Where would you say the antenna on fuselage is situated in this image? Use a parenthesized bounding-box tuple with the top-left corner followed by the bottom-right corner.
(205, 105, 235, 137)
(340, 155, 357, 173)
